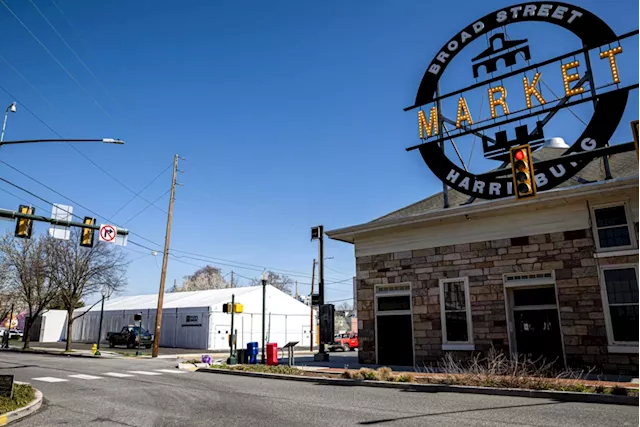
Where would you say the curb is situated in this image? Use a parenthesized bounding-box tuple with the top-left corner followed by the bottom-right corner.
(0, 387, 43, 426)
(177, 362, 210, 371)
(0, 348, 120, 359)
(197, 368, 639, 406)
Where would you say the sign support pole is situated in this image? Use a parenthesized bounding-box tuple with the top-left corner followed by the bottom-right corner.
(309, 258, 316, 351)
(152, 154, 180, 358)
(436, 83, 448, 208)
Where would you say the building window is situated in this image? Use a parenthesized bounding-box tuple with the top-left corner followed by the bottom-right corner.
(592, 204, 634, 250)
(601, 266, 638, 345)
(439, 277, 473, 346)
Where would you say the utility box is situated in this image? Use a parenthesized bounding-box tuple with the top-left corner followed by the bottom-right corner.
(266, 342, 278, 366)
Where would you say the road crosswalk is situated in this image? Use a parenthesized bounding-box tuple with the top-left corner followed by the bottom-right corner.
(30, 369, 186, 383)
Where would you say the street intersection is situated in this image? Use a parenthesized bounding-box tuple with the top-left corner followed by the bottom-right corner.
(1, 352, 637, 427)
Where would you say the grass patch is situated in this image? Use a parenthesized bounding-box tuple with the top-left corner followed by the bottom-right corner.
(0, 384, 35, 415)
(220, 364, 304, 376)
(183, 359, 201, 364)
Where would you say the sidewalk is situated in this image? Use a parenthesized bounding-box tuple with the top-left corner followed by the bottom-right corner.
(5, 341, 319, 360)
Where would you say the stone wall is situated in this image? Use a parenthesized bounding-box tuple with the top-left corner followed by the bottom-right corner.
(355, 227, 639, 374)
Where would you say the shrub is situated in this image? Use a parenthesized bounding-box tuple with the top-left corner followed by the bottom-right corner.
(341, 370, 356, 379)
(376, 367, 393, 382)
(358, 368, 379, 381)
(0, 384, 35, 415)
(395, 373, 416, 383)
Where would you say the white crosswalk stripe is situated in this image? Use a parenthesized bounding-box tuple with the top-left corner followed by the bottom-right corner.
(32, 377, 69, 383)
(154, 369, 186, 374)
(68, 374, 103, 380)
(127, 370, 163, 376)
(104, 372, 134, 378)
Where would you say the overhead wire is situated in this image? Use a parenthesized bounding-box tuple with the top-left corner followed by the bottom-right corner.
(121, 188, 171, 226)
(0, 166, 350, 286)
(109, 163, 173, 219)
(0, 83, 168, 216)
(27, 0, 117, 103)
(0, 0, 113, 119)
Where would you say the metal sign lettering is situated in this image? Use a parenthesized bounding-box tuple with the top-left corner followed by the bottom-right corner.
(405, 2, 638, 199)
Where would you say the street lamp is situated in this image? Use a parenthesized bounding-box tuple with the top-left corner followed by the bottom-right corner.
(0, 138, 125, 147)
(95, 285, 108, 355)
(1, 102, 17, 142)
(542, 137, 569, 150)
(261, 271, 268, 364)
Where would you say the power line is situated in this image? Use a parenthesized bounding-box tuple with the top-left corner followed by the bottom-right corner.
(27, 0, 117, 104)
(109, 163, 173, 219)
(324, 264, 353, 277)
(0, 84, 167, 216)
(0, 170, 345, 285)
(122, 188, 170, 226)
(0, 0, 113, 119)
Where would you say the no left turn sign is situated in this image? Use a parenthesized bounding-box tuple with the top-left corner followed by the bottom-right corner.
(99, 224, 117, 243)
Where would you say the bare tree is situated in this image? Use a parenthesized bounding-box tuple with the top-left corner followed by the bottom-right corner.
(172, 265, 228, 292)
(47, 229, 128, 351)
(0, 233, 58, 349)
(337, 301, 353, 311)
(250, 271, 293, 295)
(0, 261, 19, 324)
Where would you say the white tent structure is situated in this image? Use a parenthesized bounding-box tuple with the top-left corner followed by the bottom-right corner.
(68, 285, 313, 350)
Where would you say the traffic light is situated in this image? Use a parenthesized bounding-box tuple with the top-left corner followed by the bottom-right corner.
(631, 120, 640, 162)
(80, 217, 96, 247)
(223, 303, 243, 313)
(15, 205, 35, 239)
(509, 144, 536, 200)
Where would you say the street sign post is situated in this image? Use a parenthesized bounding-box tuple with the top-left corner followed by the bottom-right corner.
(99, 224, 117, 243)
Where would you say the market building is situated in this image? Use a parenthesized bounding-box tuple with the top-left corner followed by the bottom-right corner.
(327, 2, 639, 374)
(328, 153, 638, 373)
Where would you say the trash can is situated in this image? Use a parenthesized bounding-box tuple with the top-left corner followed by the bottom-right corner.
(237, 349, 247, 364)
(247, 342, 259, 364)
(266, 342, 278, 366)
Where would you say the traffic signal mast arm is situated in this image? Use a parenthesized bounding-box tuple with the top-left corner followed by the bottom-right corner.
(0, 208, 129, 235)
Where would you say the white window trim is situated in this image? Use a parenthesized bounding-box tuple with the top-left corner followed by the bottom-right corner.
(439, 277, 474, 349)
(598, 263, 639, 348)
(590, 201, 637, 252)
(373, 282, 415, 366)
(593, 249, 639, 258)
(607, 345, 638, 354)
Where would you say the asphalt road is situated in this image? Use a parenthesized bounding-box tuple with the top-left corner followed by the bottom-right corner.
(1, 352, 637, 427)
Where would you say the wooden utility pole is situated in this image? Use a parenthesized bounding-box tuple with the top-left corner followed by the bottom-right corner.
(309, 258, 316, 351)
(231, 271, 235, 288)
(152, 154, 180, 358)
(295, 281, 299, 299)
(318, 226, 325, 355)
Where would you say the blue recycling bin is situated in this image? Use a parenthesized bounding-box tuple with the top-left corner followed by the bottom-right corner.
(247, 342, 259, 364)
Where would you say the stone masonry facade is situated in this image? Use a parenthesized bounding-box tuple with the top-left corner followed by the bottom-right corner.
(356, 227, 639, 375)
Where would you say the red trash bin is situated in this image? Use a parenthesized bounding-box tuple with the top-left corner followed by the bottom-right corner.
(266, 342, 278, 365)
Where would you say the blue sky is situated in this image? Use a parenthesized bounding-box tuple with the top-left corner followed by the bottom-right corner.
(0, 0, 636, 304)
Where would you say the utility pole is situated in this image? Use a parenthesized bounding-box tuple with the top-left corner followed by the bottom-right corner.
(319, 226, 325, 352)
(231, 271, 234, 288)
(309, 258, 316, 351)
(295, 281, 298, 299)
(261, 272, 267, 364)
(152, 154, 180, 358)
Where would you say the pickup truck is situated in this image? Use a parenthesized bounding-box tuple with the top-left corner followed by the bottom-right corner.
(107, 326, 153, 349)
(327, 332, 358, 352)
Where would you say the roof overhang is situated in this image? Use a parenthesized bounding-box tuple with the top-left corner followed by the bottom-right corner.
(326, 175, 639, 244)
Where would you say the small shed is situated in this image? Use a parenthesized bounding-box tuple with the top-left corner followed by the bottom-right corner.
(69, 285, 313, 350)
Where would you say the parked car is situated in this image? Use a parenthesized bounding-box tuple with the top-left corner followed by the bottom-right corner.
(327, 332, 358, 352)
(8, 329, 23, 339)
(107, 326, 153, 349)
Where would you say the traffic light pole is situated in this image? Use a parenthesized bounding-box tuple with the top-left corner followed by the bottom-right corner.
(0, 208, 129, 236)
(152, 154, 180, 358)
